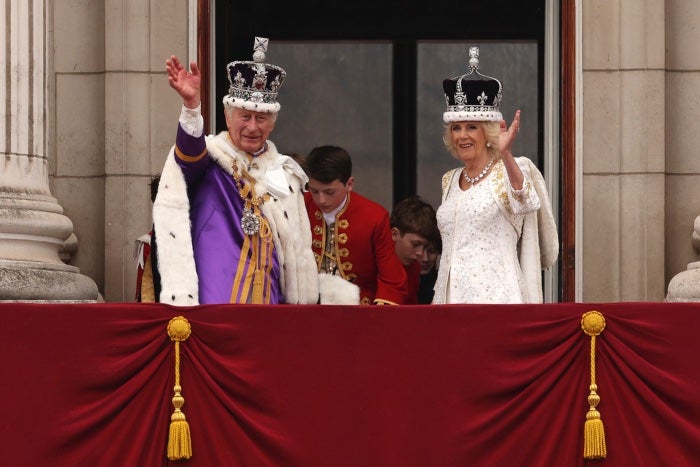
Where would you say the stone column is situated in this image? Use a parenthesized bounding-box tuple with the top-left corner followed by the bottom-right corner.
(581, 0, 666, 301)
(0, 0, 98, 301)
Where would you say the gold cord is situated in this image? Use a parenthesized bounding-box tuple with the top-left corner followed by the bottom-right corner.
(581, 311, 607, 459)
(166, 316, 193, 460)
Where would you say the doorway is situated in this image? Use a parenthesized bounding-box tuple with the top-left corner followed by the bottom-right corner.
(196, 0, 574, 302)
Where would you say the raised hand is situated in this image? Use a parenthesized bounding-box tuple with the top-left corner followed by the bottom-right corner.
(165, 55, 201, 109)
(498, 109, 521, 158)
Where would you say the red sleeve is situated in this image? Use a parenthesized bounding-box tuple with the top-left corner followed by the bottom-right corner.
(402, 261, 421, 305)
(372, 211, 408, 305)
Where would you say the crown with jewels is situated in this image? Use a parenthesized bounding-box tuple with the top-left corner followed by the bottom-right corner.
(223, 37, 287, 113)
(443, 47, 503, 123)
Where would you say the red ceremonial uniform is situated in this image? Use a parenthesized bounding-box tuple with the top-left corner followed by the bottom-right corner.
(403, 260, 422, 305)
(305, 191, 408, 305)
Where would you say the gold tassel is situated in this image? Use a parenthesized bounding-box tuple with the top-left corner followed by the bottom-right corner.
(581, 311, 607, 459)
(167, 316, 193, 461)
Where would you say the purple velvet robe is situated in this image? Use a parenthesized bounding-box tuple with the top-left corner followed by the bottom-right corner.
(174, 125, 281, 304)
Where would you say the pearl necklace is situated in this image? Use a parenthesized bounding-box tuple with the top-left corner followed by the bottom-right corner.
(463, 158, 494, 186)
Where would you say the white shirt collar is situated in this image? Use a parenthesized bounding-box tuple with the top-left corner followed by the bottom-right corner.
(323, 195, 348, 225)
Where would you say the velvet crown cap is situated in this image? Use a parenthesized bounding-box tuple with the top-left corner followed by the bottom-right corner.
(443, 47, 503, 123)
(223, 37, 286, 113)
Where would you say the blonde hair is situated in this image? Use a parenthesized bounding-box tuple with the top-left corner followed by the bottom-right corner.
(442, 121, 500, 160)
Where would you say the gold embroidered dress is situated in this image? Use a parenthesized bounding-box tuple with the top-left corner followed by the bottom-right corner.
(433, 159, 540, 304)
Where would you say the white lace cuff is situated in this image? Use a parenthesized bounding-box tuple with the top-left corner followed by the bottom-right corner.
(179, 104, 204, 137)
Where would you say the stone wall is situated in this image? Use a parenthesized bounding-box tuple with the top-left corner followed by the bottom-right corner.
(49, 0, 189, 301)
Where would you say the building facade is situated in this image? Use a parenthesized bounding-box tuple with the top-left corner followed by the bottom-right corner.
(1, 0, 698, 302)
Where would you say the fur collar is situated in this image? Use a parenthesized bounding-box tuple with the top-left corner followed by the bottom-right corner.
(153, 133, 319, 305)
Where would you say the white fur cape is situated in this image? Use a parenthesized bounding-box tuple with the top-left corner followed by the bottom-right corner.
(317, 273, 361, 305)
(152, 133, 319, 306)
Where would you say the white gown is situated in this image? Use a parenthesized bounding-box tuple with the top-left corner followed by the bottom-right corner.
(433, 159, 540, 304)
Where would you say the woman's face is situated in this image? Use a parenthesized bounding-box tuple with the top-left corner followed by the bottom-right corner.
(450, 121, 488, 163)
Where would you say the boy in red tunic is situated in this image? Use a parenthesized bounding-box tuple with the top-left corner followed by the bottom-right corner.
(303, 145, 408, 305)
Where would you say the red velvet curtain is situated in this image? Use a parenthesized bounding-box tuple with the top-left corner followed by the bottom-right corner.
(2, 302, 699, 466)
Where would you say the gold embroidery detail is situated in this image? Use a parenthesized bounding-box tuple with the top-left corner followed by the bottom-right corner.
(239, 183, 252, 198)
(314, 225, 323, 235)
(511, 180, 531, 202)
(337, 233, 348, 244)
(314, 211, 323, 220)
(338, 219, 349, 229)
(338, 248, 349, 257)
(374, 299, 399, 306)
(493, 161, 513, 215)
(340, 261, 352, 271)
(312, 239, 322, 248)
(441, 169, 459, 201)
(319, 222, 338, 274)
(499, 191, 510, 213)
(175, 145, 207, 163)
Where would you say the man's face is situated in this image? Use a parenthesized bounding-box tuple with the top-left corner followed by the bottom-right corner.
(225, 107, 276, 154)
(392, 229, 429, 267)
(307, 177, 353, 214)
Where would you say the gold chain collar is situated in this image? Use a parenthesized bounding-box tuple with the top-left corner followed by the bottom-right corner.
(232, 159, 271, 237)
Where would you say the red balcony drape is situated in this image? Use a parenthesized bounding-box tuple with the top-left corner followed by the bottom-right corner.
(1, 302, 699, 466)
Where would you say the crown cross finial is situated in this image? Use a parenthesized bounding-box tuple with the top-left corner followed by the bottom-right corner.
(468, 47, 480, 70)
(253, 37, 269, 63)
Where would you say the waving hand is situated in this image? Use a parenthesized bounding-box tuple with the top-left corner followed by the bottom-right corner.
(165, 55, 201, 109)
